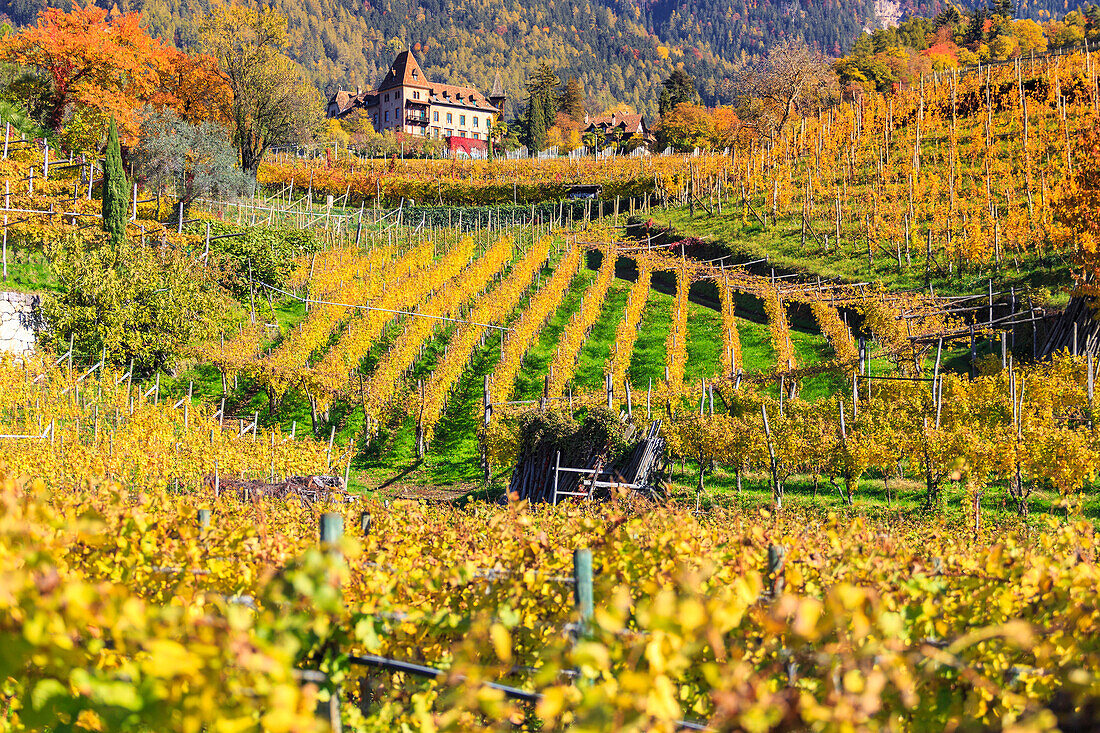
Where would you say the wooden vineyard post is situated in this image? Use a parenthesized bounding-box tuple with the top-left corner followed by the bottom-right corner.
(1089, 353, 1095, 429)
(969, 324, 976, 379)
(767, 544, 787, 597)
(761, 404, 781, 509)
(197, 509, 211, 531)
(573, 548, 593, 639)
(360, 512, 372, 536)
(482, 374, 491, 485)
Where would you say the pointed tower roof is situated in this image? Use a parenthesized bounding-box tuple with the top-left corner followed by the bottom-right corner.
(490, 72, 504, 99)
(378, 51, 429, 91)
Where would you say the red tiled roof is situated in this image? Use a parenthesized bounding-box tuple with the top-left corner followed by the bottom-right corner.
(378, 51, 430, 91)
(427, 82, 498, 111)
(586, 113, 646, 134)
(326, 88, 376, 117)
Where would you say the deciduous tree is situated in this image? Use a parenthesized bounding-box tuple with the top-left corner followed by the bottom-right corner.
(44, 233, 226, 374)
(200, 1, 321, 176)
(656, 102, 710, 152)
(729, 40, 838, 140)
(150, 47, 233, 127)
(0, 6, 161, 138)
(558, 77, 585, 125)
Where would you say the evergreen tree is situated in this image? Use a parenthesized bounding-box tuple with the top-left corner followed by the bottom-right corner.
(530, 65, 559, 121)
(102, 117, 128, 249)
(528, 94, 547, 151)
(558, 77, 585, 124)
(660, 68, 699, 117)
(522, 62, 559, 150)
(966, 6, 989, 44)
(658, 88, 673, 118)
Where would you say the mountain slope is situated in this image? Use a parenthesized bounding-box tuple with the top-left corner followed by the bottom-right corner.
(0, 0, 1086, 117)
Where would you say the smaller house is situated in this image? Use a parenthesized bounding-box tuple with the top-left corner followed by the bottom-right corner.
(326, 87, 376, 119)
(582, 112, 650, 148)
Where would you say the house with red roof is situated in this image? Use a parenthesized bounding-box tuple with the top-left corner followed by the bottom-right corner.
(582, 111, 651, 147)
(326, 51, 505, 153)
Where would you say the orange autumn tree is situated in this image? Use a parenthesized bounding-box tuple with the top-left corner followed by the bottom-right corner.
(1054, 121, 1100, 298)
(149, 47, 233, 127)
(0, 6, 163, 140)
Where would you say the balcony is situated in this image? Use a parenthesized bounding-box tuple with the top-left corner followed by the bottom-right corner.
(405, 112, 429, 126)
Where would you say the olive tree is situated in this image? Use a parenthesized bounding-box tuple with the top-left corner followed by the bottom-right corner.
(132, 107, 248, 218)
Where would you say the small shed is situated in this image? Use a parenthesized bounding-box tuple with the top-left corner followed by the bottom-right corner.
(565, 185, 601, 200)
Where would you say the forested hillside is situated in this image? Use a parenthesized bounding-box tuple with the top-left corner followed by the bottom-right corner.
(1, 0, 1096, 116)
(0, 0, 937, 117)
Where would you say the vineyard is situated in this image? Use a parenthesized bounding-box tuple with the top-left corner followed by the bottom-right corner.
(3, 44, 1100, 732)
(650, 53, 1098, 299)
(2, 478, 1099, 730)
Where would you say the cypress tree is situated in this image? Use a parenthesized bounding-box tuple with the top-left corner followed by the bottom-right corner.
(102, 117, 129, 248)
(528, 94, 547, 152)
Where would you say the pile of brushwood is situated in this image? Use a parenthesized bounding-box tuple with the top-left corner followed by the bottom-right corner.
(506, 407, 665, 503)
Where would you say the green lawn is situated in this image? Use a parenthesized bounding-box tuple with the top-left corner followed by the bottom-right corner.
(661, 461, 1100, 523)
(1, 248, 57, 293)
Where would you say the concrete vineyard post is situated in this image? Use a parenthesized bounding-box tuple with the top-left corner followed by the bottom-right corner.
(320, 512, 344, 550)
(573, 548, 593, 638)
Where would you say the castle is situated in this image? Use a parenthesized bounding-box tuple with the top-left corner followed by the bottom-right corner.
(326, 51, 504, 151)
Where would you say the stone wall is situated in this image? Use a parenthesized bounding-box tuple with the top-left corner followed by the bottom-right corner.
(0, 291, 43, 356)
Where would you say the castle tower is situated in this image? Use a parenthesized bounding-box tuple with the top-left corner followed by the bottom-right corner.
(489, 72, 506, 112)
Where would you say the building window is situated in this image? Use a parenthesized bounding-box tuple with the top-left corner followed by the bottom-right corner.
(385, 110, 389, 122)
(434, 111, 439, 122)
(446, 113, 452, 123)
(384, 93, 389, 102)
(473, 116, 479, 128)
(460, 115, 466, 126)
(413, 91, 419, 100)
